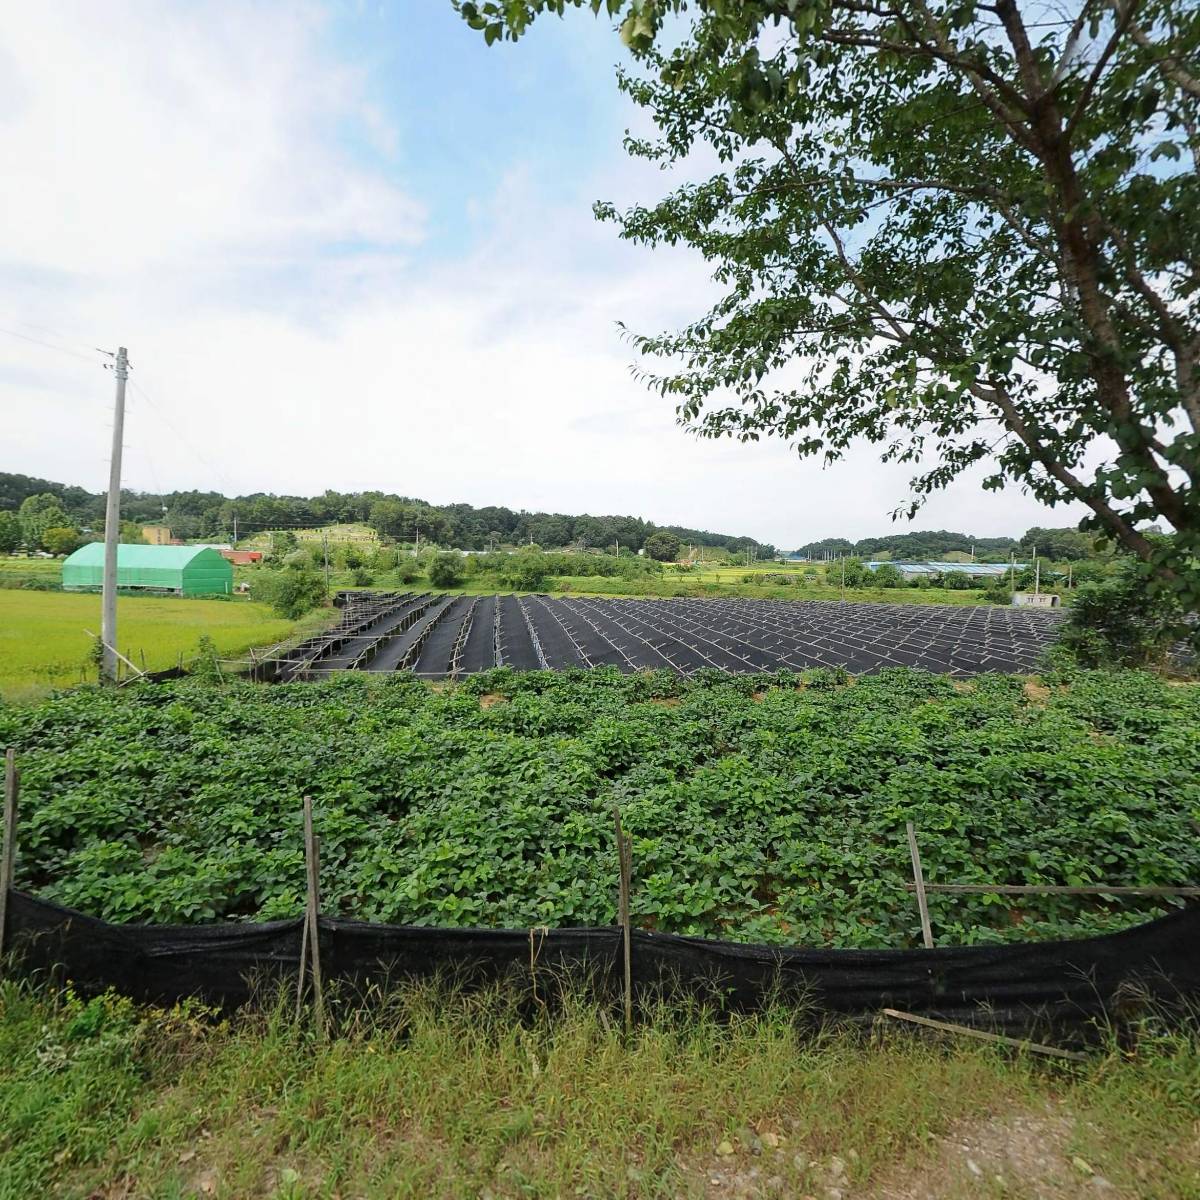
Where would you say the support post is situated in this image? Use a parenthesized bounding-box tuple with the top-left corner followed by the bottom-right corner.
(302, 795, 326, 1037)
(906, 822, 934, 949)
(101, 346, 129, 684)
(613, 808, 633, 1036)
(0, 750, 19, 969)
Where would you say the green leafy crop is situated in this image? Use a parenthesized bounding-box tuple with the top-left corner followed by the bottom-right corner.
(1, 668, 1196, 948)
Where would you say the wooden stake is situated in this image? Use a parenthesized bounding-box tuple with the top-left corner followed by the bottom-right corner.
(302, 795, 326, 1038)
(0, 750, 18, 970)
(882, 1008, 1088, 1062)
(906, 822, 934, 949)
(613, 808, 633, 1036)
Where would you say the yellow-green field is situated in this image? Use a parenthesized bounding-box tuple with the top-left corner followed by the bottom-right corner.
(0, 591, 300, 701)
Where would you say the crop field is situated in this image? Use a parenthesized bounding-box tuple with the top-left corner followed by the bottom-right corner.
(0, 590, 299, 700)
(273, 590, 1064, 680)
(2, 667, 1196, 946)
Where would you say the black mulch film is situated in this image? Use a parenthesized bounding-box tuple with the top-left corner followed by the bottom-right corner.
(9, 892, 1198, 1045)
(269, 592, 1067, 681)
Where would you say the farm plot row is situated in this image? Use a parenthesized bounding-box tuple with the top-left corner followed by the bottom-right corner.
(274, 592, 1065, 679)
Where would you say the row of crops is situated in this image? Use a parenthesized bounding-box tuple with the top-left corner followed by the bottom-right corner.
(2, 667, 1196, 947)
(271, 590, 1065, 679)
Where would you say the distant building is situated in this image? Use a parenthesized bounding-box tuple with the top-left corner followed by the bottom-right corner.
(62, 544, 233, 595)
(865, 561, 1028, 578)
(141, 524, 173, 545)
(220, 549, 263, 566)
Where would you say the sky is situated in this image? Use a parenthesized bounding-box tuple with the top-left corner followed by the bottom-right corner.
(0, 0, 1087, 550)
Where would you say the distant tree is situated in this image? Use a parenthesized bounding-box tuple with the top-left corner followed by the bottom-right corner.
(428, 552, 466, 589)
(1021, 526, 1101, 562)
(644, 531, 682, 562)
(396, 560, 421, 585)
(0, 511, 21, 554)
(118, 521, 147, 544)
(41, 526, 81, 557)
(942, 571, 975, 591)
(870, 563, 903, 589)
(18, 494, 70, 550)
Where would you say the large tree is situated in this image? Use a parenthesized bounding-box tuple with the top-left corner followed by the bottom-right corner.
(459, 0, 1200, 603)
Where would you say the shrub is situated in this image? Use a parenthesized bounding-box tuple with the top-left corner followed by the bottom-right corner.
(396, 560, 421, 586)
(499, 552, 548, 591)
(351, 568, 374, 587)
(942, 570, 974, 590)
(1057, 558, 1198, 669)
(428, 553, 466, 589)
(250, 568, 327, 619)
(870, 563, 903, 588)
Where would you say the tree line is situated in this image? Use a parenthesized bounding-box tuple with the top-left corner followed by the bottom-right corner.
(794, 527, 1106, 563)
(0, 472, 775, 558)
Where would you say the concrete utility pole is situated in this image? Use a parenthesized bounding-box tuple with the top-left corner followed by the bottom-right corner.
(322, 531, 330, 589)
(101, 346, 129, 684)
(232, 511, 238, 546)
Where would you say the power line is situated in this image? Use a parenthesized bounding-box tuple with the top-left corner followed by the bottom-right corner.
(127, 378, 240, 496)
(0, 324, 101, 366)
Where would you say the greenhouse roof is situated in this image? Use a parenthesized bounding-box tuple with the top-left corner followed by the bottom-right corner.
(63, 543, 222, 568)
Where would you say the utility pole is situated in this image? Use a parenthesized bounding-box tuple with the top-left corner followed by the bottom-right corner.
(101, 346, 129, 685)
(840, 555, 846, 602)
(1034, 552, 1041, 596)
(232, 511, 238, 547)
(322, 531, 330, 590)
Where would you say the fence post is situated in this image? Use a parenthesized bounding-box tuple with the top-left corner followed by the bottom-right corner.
(0, 750, 19, 971)
(302, 795, 326, 1038)
(613, 808, 633, 1036)
(906, 822, 934, 949)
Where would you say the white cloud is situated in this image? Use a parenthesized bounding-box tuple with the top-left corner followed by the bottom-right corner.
(0, 1, 1086, 551)
(0, 1, 421, 280)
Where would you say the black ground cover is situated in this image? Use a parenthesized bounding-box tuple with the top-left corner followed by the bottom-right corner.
(275, 592, 1064, 679)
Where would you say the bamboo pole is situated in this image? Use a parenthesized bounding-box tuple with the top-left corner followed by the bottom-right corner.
(0, 750, 18, 970)
(903, 883, 1200, 897)
(295, 906, 309, 1022)
(84, 630, 145, 678)
(302, 795, 326, 1038)
(882, 1008, 1088, 1062)
(613, 808, 633, 1036)
(906, 822, 934, 949)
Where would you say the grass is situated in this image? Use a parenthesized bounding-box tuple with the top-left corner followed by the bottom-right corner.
(546, 574, 999, 603)
(0, 590, 305, 702)
(1, 978, 1196, 1199)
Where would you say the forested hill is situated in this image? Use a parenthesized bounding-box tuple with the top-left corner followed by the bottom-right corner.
(795, 527, 1100, 562)
(0, 472, 774, 557)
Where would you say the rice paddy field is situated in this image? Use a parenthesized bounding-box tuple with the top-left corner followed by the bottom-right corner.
(0, 590, 300, 701)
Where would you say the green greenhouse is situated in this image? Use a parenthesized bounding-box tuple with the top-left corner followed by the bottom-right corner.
(62, 544, 233, 596)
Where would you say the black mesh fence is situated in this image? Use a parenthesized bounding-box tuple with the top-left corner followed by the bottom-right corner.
(8, 891, 1198, 1043)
